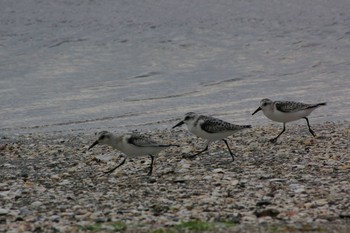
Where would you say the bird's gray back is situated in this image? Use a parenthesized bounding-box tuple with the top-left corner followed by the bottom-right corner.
(275, 101, 312, 113)
(199, 115, 248, 133)
(127, 134, 159, 147)
(127, 134, 173, 147)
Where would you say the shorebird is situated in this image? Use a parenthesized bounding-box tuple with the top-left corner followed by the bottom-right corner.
(172, 112, 251, 160)
(88, 131, 178, 175)
(252, 98, 326, 142)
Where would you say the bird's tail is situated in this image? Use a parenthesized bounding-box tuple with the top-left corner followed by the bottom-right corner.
(307, 102, 327, 109)
(239, 125, 252, 129)
(158, 144, 180, 148)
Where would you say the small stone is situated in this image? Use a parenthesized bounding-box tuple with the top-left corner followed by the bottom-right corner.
(0, 144, 7, 151)
(256, 200, 272, 207)
(59, 180, 71, 186)
(3, 163, 16, 168)
(339, 213, 350, 219)
(0, 208, 9, 215)
(50, 215, 60, 222)
(314, 199, 328, 206)
(212, 168, 224, 173)
(242, 215, 257, 222)
(254, 209, 280, 218)
(231, 180, 239, 186)
(31, 201, 43, 208)
(177, 168, 189, 173)
(289, 184, 305, 193)
(19, 208, 31, 216)
(181, 147, 193, 154)
(269, 178, 287, 183)
(203, 175, 212, 180)
(51, 174, 61, 180)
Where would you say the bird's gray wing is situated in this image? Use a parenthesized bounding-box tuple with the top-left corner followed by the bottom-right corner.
(275, 101, 311, 113)
(200, 116, 248, 133)
(127, 134, 172, 147)
(127, 134, 158, 147)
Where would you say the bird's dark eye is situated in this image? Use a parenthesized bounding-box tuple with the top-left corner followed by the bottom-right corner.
(184, 116, 190, 121)
(99, 135, 105, 140)
(262, 103, 268, 106)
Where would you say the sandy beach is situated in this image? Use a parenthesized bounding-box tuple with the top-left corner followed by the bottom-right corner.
(1, 122, 349, 232)
(1, 0, 350, 232)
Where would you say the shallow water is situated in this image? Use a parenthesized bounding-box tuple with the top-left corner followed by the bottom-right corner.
(1, 0, 350, 135)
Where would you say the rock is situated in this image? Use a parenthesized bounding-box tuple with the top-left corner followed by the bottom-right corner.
(0, 208, 9, 215)
(339, 213, 350, 219)
(19, 208, 31, 216)
(31, 201, 43, 208)
(3, 163, 16, 168)
(51, 174, 61, 180)
(212, 168, 224, 173)
(256, 200, 272, 207)
(0, 191, 10, 198)
(58, 180, 71, 186)
(242, 215, 257, 222)
(289, 184, 305, 193)
(231, 179, 239, 186)
(203, 175, 212, 180)
(50, 215, 60, 222)
(180, 147, 193, 154)
(254, 209, 280, 218)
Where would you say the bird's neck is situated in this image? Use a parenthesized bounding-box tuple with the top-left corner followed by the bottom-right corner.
(109, 135, 122, 149)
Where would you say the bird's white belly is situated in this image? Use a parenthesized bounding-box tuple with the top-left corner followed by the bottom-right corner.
(117, 144, 163, 158)
(189, 125, 233, 141)
(264, 109, 312, 123)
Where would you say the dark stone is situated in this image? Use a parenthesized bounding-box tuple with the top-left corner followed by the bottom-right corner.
(254, 209, 280, 218)
(339, 213, 350, 219)
(94, 218, 107, 223)
(152, 204, 169, 216)
(256, 200, 272, 207)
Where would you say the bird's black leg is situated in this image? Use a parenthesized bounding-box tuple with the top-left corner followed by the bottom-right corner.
(147, 155, 154, 176)
(222, 139, 235, 161)
(270, 123, 286, 143)
(304, 117, 315, 137)
(187, 143, 209, 158)
(104, 156, 126, 174)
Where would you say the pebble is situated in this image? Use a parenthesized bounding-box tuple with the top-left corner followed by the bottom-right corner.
(50, 215, 60, 222)
(254, 209, 280, 218)
(58, 180, 71, 186)
(31, 201, 43, 208)
(0, 208, 9, 215)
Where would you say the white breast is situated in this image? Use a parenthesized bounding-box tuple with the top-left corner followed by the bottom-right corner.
(116, 139, 164, 158)
(263, 108, 314, 123)
(187, 121, 234, 142)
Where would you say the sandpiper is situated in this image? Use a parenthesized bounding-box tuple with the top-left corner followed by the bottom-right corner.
(172, 112, 251, 160)
(252, 98, 326, 142)
(88, 131, 178, 175)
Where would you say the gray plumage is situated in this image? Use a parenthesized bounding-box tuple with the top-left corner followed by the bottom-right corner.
(172, 112, 251, 160)
(127, 134, 176, 148)
(198, 115, 251, 133)
(275, 101, 326, 113)
(252, 98, 327, 142)
(88, 131, 178, 175)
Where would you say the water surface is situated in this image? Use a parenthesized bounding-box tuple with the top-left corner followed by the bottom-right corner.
(1, 0, 349, 135)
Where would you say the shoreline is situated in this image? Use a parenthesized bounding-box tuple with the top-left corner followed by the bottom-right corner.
(1, 122, 349, 232)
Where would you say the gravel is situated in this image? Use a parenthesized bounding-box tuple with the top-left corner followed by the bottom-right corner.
(0, 122, 349, 232)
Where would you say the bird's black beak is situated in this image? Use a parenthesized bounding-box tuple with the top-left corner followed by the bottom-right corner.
(88, 140, 99, 150)
(252, 107, 262, 115)
(172, 121, 184, 129)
